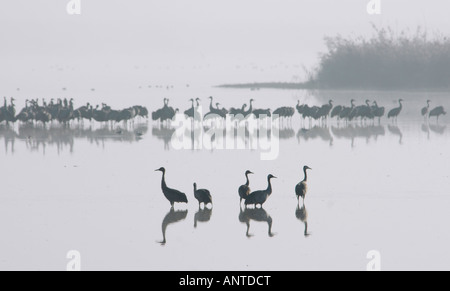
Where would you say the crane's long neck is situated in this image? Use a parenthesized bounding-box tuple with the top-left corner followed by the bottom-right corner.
(399, 100, 403, 109)
(248, 100, 253, 112)
(245, 173, 250, 186)
(161, 171, 167, 189)
(266, 177, 273, 195)
(209, 98, 214, 111)
(303, 168, 308, 182)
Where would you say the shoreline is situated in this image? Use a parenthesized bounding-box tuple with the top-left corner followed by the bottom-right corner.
(216, 82, 450, 93)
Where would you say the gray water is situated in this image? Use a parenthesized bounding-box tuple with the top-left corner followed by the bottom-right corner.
(1, 88, 449, 271)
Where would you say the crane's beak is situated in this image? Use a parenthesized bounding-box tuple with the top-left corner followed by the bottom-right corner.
(155, 169, 160, 172)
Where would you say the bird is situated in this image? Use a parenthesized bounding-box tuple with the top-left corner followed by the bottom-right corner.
(421, 100, 431, 118)
(238, 170, 254, 203)
(429, 106, 446, 122)
(339, 99, 356, 121)
(161, 99, 176, 123)
(193, 183, 212, 208)
(155, 167, 188, 206)
(244, 174, 277, 207)
(184, 98, 195, 119)
(316, 100, 334, 121)
(388, 99, 404, 121)
(273, 107, 294, 119)
(243, 99, 254, 117)
(204, 97, 226, 119)
(295, 165, 312, 204)
(252, 108, 271, 118)
(330, 104, 343, 120)
(371, 101, 385, 122)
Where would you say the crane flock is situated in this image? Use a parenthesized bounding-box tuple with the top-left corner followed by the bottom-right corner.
(150, 96, 447, 126)
(0, 97, 148, 126)
(155, 166, 311, 209)
(1, 96, 446, 127)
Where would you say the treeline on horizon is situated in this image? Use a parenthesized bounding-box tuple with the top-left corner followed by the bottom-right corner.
(218, 26, 450, 90)
(308, 25, 450, 90)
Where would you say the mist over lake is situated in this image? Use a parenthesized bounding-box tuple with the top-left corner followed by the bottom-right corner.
(1, 0, 450, 271)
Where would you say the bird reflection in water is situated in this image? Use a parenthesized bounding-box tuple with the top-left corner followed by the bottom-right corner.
(158, 207, 188, 246)
(331, 124, 385, 148)
(387, 124, 403, 145)
(1, 125, 16, 154)
(296, 204, 311, 238)
(239, 207, 275, 238)
(429, 123, 446, 135)
(297, 126, 333, 147)
(278, 127, 295, 140)
(0, 123, 148, 155)
(422, 123, 446, 140)
(194, 206, 213, 228)
(152, 126, 175, 150)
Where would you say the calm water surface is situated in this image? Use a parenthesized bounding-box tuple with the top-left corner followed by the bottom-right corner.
(0, 88, 449, 270)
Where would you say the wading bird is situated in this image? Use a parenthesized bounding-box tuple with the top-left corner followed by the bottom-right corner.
(429, 105, 446, 122)
(238, 170, 254, 203)
(245, 174, 277, 208)
(388, 99, 403, 121)
(295, 165, 312, 204)
(371, 101, 385, 123)
(155, 167, 188, 207)
(193, 183, 213, 208)
(421, 100, 431, 119)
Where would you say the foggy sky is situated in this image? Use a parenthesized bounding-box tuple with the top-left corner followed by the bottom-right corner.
(1, 0, 450, 87)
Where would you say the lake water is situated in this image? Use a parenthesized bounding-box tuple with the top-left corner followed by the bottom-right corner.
(1, 87, 449, 271)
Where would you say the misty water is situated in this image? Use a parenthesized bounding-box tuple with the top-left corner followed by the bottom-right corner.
(1, 87, 449, 271)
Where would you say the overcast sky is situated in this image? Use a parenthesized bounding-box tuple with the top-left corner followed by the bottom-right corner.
(1, 0, 450, 86)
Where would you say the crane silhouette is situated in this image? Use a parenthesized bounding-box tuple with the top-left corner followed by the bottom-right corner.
(238, 170, 254, 204)
(193, 183, 213, 208)
(155, 167, 188, 206)
(295, 166, 312, 204)
(244, 174, 277, 208)
(429, 106, 446, 122)
(388, 99, 403, 122)
(421, 100, 431, 119)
